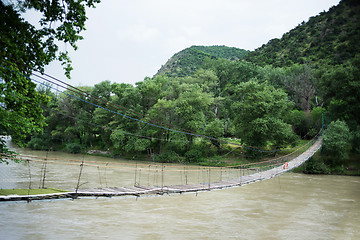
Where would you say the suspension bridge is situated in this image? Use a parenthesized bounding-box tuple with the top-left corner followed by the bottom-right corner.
(0, 137, 322, 202)
(0, 61, 325, 201)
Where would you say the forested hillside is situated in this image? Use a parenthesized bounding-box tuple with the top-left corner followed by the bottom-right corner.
(245, 0, 360, 67)
(16, 0, 360, 174)
(155, 45, 249, 77)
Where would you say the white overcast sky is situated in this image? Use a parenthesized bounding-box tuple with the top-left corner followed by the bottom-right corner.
(35, 0, 340, 87)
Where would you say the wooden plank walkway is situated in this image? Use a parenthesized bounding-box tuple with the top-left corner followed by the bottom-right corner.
(0, 138, 322, 202)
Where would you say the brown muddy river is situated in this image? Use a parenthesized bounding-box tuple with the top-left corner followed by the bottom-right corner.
(0, 139, 359, 239)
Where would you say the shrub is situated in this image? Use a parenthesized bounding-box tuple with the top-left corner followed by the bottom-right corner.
(184, 149, 203, 163)
(331, 165, 346, 175)
(288, 109, 308, 137)
(310, 107, 326, 131)
(352, 125, 360, 153)
(27, 137, 50, 150)
(65, 142, 82, 154)
(304, 156, 330, 174)
(155, 151, 179, 163)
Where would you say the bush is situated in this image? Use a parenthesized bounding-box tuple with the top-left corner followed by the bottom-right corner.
(352, 125, 360, 153)
(27, 137, 50, 150)
(162, 141, 187, 155)
(184, 149, 203, 163)
(288, 109, 308, 137)
(155, 151, 179, 163)
(310, 107, 326, 132)
(65, 142, 82, 154)
(331, 165, 346, 175)
(304, 156, 330, 174)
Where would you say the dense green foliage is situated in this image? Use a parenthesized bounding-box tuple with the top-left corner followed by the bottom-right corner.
(155, 45, 249, 78)
(319, 56, 360, 129)
(231, 81, 296, 148)
(322, 120, 351, 165)
(0, 0, 100, 162)
(244, 0, 360, 172)
(26, 62, 329, 163)
(245, 0, 360, 67)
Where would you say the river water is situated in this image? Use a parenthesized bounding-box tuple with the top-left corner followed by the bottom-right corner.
(1, 139, 360, 239)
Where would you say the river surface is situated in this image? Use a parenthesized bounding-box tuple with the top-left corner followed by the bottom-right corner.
(1, 139, 360, 239)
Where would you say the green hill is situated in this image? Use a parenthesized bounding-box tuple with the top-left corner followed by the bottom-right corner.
(155, 45, 249, 77)
(245, 0, 360, 67)
(156, 0, 359, 77)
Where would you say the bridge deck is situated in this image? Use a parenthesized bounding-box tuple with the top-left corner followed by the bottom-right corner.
(0, 139, 322, 202)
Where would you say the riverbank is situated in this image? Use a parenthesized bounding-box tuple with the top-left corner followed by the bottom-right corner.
(84, 139, 314, 167)
(0, 188, 68, 196)
(7, 136, 360, 177)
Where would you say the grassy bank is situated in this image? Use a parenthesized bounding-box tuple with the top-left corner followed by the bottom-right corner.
(0, 188, 69, 196)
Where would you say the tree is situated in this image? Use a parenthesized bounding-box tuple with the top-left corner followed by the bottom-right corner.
(174, 84, 213, 149)
(280, 64, 317, 115)
(231, 80, 296, 149)
(287, 109, 308, 137)
(106, 83, 142, 153)
(137, 76, 167, 114)
(145, 98, 177, 153)
(204, 119, 225, 152)
(0, 0, 100, 158)
(203, 59, 261, 97)
(319, 57, 360, 130)
(322, 120, 351, 166)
